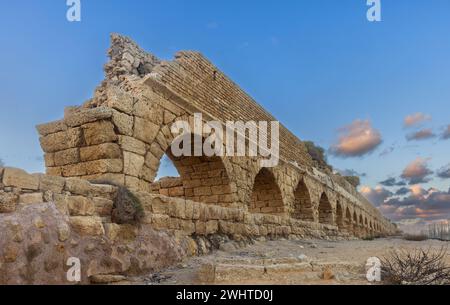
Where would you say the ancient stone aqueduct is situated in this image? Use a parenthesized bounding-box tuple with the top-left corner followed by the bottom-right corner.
(0, 34, 396, 283)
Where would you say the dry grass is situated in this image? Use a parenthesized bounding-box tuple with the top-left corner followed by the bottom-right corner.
(381, 247, 450, 285)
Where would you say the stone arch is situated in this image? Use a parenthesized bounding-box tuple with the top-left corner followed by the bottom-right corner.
(344, 206, 352, 232)
(318, 193, 333, 225)
(292, 178, 314, 221)
(151, 147, 235, 206)
(249, 167, 285, 215)
(335, 200, 344, 229)
(148, 117, 239, 207)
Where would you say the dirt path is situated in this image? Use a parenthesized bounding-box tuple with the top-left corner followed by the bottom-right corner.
(127, 237, 450, 285)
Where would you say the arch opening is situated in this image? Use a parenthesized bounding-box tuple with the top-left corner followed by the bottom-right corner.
(292, 179, 314, 221)
(250, 168, 285, 215)
(151, 144, 234, 207)
(336, 201, 344, 228)
(318, 193, 333, 225)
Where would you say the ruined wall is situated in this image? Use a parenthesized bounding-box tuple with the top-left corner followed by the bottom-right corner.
(34, 34, 396, 238)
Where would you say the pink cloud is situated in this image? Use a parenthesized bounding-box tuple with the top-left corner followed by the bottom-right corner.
(406, 128, 436, 141)
(401, 157, 434, 185)
(403, 113, 432, 128)
(330, 120, 382, 157)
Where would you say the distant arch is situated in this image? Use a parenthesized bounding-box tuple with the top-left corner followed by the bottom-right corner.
(335, 201, 344, 229)
(292, 178, 314, 221)
(318, 193, 333, 225)
(249, 168, 285, 215)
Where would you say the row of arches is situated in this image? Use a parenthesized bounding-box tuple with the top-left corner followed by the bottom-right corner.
(121, 108, 388, 236)
(151, 145, 384, 235)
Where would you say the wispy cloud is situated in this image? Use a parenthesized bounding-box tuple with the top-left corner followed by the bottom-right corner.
(406, 128, 436, 141)
(403, 113, 432, 128)
(379, 144, 395, 157)
(379, 177, 406, 187)
(330, 120, 382, 158)
(437, 164, 450, 179)
(441, 125, 450, 140)
(336, 168, 367, 177)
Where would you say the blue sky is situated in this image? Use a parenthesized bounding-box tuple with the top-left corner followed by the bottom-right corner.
(1, 1, 449, 229)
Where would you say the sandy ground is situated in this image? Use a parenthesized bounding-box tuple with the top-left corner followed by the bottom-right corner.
(127, 237, 450, 285)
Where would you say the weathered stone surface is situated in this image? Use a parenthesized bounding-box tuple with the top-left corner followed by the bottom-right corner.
(2, 168, 40, 190)
(119, 136, 146, 155)
(67, 196, 95, 216)
(39, 128, 83, 153)
(39, 175, 66, 193)
(89, 274, 126, 284)
(106, 86, 134, 114)
(123, 152, 145, 177)
(0, 201, 187, 285)
(65, 178, 116, 198)
(54, 148, 80, 166)
(64, 107, 113, 127)
(0, 191, 18, 213)
(111, 109, 134, 136)
(82, 120, 118, 146)
(104, 223, 137, 241)
(69, 216, 105, 236)
(85, 159, 123, 175)
(133, 117, 159, 144)
(36, 120, 67, 136)
(80, 143, 122, 162)
(19, 193, 44, 204)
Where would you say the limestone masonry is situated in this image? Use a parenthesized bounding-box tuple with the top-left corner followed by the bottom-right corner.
(0, 34, 396, 284)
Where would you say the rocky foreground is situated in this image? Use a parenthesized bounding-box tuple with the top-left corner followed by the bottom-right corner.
(129, 237, 450, 285)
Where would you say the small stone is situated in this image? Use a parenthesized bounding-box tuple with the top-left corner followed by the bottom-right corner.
(34, 216, 46, 229)
(89, 274, 126, 284)
(322, 266, 334, 280)
(3, 244, 19, 263)
(298, 254, 308, 261)
(57, 222, 71, 242)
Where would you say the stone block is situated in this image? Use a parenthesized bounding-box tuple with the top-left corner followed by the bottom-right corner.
(36, 119, 68, 136)
(64, 107, 113, 127)
(19, 193, 44, 204)
(2, 167, 40, 190)
(82, 120, 117, 146)
(106, 87, 134, 113)
(67, 196, 95, 216)
(133, 117, 159, 144)
(39, 128, 83, 153)
(123, 151, 145, 177)
(85, 159, 123, 175)
(65, 178, 116, 198)
(54, 148, 80, 166)
(69, 216, 105, 236)
(80, 143, 122, 162)
(119, 136, 146, 155)
(104, 223, 137, 241)
(112, 109, 134, 136)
